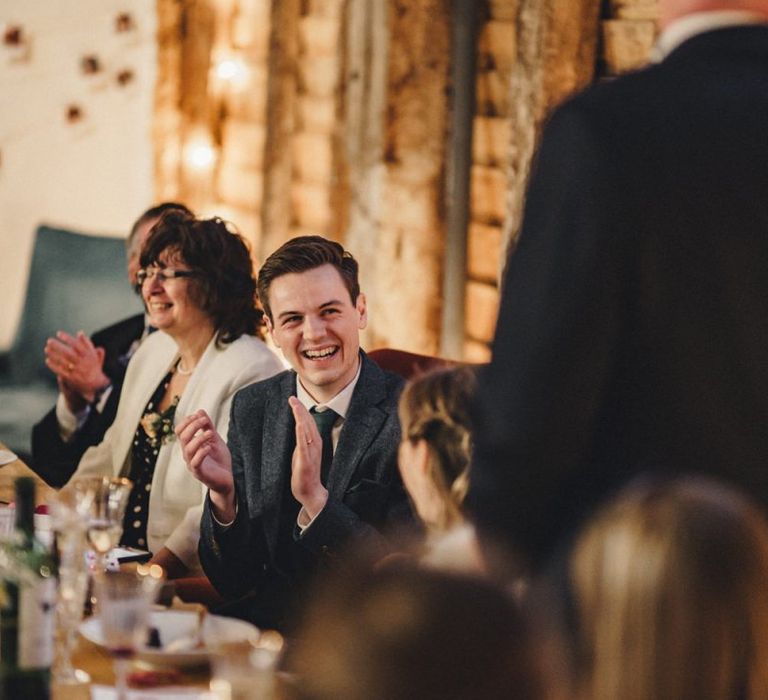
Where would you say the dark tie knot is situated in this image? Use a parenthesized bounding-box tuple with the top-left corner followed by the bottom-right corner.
(310, 406, 338, 438)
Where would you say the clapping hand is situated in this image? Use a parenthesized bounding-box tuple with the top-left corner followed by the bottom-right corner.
(176, 410, 236, 522)
(288, 397, 328, 519)
(44, 331, 110, 411)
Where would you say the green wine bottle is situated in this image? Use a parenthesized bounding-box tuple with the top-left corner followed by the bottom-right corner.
(0, 477, 56, 698)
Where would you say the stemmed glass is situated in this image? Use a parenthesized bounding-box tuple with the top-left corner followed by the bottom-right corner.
(73, 476, 133, 572)
(49, 489, 93, 687)
(94, 567, 164, 700)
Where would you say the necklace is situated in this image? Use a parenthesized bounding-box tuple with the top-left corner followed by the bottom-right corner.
(176, 359, 194, 376)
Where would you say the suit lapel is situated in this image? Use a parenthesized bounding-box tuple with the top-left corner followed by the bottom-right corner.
(328, 356, 388, 496)
(260, 372, 297, 556)
(102, 314, 145, 377)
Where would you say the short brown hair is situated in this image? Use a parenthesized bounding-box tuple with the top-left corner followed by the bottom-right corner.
(257, 236, 360, 322)
(140, 210, 264, 342)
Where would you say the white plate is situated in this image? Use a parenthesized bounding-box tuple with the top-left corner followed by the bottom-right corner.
(80, 609, 260, 667)
(0, 449, 18, 466)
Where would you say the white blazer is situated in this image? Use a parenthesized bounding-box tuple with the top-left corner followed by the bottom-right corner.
(70, 330, 283, 570)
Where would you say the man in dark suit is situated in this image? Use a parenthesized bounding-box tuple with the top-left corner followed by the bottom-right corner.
(178, 236, 410, 630)
(30, 202, 191, 487)
(469, 0, 768, 571)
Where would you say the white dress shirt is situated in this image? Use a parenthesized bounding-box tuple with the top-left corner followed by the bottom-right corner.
(653, 10, 767, 61)
(295, 357, 363, 530)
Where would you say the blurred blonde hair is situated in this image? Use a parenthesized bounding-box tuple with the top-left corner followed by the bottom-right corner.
(570, 477, 768, 700)
(289, 563, 543, 700)
(398, 365, 477, 531)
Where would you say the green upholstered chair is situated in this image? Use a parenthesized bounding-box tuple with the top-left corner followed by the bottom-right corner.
(0, 225, 142, 458)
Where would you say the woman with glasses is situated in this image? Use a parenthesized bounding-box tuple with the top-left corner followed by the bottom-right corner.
(66, 210, 283, 577)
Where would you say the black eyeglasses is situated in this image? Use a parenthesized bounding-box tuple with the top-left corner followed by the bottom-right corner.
(137, 267, 197, 285)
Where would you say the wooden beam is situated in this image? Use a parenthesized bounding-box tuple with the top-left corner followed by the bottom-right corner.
(259, 0, 300, 262)
(370, 0, 452, 354)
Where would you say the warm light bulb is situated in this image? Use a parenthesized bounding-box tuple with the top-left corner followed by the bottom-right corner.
(214, 57, 248, 88)
(185, 141, 215, 170)
(216, 59, 238, 80)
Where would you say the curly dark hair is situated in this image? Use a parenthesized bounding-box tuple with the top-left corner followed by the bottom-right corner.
(257, 235, 360, 322)
(127, 201, 192, 256)
(140, 211, 264, 342)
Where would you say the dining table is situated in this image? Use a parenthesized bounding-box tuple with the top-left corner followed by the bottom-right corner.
(0, 442, 216, 699)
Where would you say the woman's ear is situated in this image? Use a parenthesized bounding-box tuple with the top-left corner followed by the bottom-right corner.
(412, 438, 432, 475)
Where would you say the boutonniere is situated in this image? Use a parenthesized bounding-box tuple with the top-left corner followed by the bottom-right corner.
(140, 396, 180, 448)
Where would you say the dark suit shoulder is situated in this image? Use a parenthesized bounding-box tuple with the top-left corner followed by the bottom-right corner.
(369, 364, 405, 406)
(351, 353, 404, 414)
(91, 313, 145, 346)
(382, 368, 405, 397)
(232, 367, 295, 408)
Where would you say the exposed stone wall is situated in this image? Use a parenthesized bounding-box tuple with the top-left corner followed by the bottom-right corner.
(262, 0, 452, 355)
(156, 0, 271, 255)
(464, 1, 514, 362)
(153, 0, 661, 360)
(154, 0, 184, 204)
(601, 0, 660, 76)
(155, 0, 450, 353)
(463, 0, 660, 361)
(291, 0, 344, 240)
(370, 0, 452, 354)
(464, 0, 602, 361)
(215, 0, 272, 251)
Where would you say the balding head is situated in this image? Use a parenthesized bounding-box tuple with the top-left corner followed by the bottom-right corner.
(661, 0, 768, 28)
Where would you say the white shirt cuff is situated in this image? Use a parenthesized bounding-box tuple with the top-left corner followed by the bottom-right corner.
(55, 393, 90, 442)
(297, 505, 322, 534)
(210, 497, 238, 529)
(94, 383, 114, 413)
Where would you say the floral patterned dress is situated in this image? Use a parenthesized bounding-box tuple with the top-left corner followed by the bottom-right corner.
(121, 369, 179, 550)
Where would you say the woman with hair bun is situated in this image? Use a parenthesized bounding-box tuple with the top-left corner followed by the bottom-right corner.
(397, 365, 483, 572)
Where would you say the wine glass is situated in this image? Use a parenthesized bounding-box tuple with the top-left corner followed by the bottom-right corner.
(209, 631, 284, 700)
(94, 567, 164, 700)
(72, 476, 132, 614)
(49, 490, 92, 687)
(72, 476, 133, 572)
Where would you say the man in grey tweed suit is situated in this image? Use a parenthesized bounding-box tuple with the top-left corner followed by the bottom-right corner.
(178, 236, 411, 630)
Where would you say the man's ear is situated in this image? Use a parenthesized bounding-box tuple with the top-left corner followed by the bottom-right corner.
(356, 292, 368, 330)
(265, 315, 280, 348)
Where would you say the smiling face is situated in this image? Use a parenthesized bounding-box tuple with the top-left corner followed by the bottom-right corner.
(265, 264, 367, 403)
(141, 249, 212, 341)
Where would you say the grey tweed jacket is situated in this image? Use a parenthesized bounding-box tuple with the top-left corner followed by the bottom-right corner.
(199, 351, 410, 629)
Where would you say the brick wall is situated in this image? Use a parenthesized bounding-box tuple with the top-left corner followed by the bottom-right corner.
(465, 2, 514, 361)
(291, 0, 344, 239)
(153, 0, 661, 360)
(601, 0, 659, 76)
(465, 0, 605, 361)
